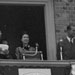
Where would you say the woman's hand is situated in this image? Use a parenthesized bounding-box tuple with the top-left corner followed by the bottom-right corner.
(3, 50, 9, 54)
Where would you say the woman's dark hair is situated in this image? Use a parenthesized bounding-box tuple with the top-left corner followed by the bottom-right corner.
(21, 31, 29, 37)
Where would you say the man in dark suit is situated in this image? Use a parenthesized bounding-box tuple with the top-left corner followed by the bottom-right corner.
(57, 25, 75, 60)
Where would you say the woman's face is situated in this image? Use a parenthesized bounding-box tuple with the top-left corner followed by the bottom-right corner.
(21, 34, 29, 44)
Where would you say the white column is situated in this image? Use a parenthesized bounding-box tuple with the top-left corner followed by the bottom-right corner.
(45, 0, 56, 60)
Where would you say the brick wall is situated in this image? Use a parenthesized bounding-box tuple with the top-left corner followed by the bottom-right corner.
(54, 0, 75, 42)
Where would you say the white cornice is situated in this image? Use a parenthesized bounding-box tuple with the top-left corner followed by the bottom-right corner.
(0, 0, 49, 4)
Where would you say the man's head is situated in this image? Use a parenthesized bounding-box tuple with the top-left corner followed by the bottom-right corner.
(21, 32, 29, 44)
(66, 25, 74, 38)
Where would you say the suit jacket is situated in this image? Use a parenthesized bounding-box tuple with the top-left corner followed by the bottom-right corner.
(57, 37, 75, 60)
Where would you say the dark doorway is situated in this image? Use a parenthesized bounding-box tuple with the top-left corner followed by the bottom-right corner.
(0, 4, 47, 60)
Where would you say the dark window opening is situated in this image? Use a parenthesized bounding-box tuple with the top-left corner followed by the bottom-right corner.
(0, 4, 47, 60)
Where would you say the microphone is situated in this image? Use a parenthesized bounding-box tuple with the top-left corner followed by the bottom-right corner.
(35, 43, 39, 51)
(59, 39, 63, 46)
(59, 39, 63, 60)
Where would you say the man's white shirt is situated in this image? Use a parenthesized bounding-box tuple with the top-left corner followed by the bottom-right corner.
(67, 36, 74, 43)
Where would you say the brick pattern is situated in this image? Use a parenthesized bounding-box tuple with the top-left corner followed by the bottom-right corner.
(54, 0, 75, 42)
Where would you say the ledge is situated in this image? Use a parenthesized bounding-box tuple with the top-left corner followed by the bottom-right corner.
(0, 59, 71, 67)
